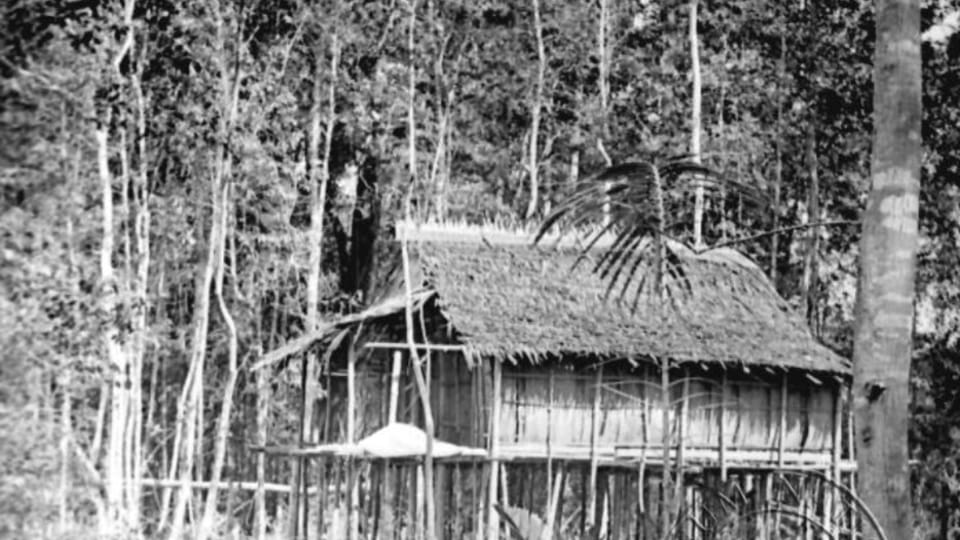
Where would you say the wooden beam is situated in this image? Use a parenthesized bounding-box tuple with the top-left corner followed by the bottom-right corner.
(486, 358, 502, 540)
(586, 365, 603, 530)
(719, 370, 728, 481)
(139, 477, 323, 494)
(347, 345, 356, 443)
(660, 359, 671, 538)
(365, 341, 466, 352)
(778, 371, 787, 469)
(828, 382, 843, 538)
(639, 362, 649, 514)
(388, 351, 402, 424)
(546, 366, 555, 519)
(346, 343, 358, 540)
(677, 370, 689, 504)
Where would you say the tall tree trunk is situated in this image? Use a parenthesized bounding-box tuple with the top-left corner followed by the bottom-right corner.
(852, 1, 921, 539)
(690, 0, 704, 248)
(770, 33, 785, 283)
(429, 5, 451, 221)
(59, 369, 72, 534)
(524, 0, 546, 220)
(197, 182, 239, 540)
(802, 123, 821, 333)
(128, 37, 151, 531)
(404, 2, 436, 538)
(97, 116, 133, 536)
(407, 0, 419, 207)
(168, 1, 239, 536)
(598, 0, 612, 227)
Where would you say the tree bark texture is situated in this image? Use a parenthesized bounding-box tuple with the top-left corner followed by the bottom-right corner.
(690, 0, 704, 248)
(852, 1, 921, 539)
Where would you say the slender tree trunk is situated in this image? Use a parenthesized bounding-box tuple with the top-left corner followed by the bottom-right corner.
(303, 32, 339, 442)
(802, 123, 821, 333)
(97, 116, 133, 536)
(524, 0, 546, 220)
(59, 369, 72, 535)
(168, 1, 239, 535)
(429, 7, 451, 221)
(598, 0, 612, 227)
(402, 3, 435, 536)
(255, 344, 270, 540)
(125, 38, 150, 533)
(690, 0, 704, 248)
(407, 0, 419, 206)
(770, 33, 785, 283)
(852, 1, 921, 539)
(400, 222, 436, 540)
(197, 182, 239, 540)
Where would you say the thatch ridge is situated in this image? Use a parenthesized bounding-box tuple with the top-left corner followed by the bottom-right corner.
(393, 222, 848, 374)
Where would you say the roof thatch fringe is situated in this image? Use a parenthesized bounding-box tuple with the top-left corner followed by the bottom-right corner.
(396, 218, 618, 250)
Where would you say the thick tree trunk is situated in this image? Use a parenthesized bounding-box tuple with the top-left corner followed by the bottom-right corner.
(97, 119, 133, 536)
(852, 1, 921, 539)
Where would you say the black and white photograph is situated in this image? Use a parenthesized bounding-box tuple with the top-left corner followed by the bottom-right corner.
(1, 0, 956, 538)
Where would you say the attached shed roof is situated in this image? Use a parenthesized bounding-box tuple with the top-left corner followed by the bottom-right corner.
(389, 222, 849, 374)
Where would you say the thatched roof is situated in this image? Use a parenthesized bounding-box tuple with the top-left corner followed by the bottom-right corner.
(388, 222, 849, 374)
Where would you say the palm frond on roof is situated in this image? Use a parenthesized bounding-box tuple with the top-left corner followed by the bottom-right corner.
(535, 158, 769, 308)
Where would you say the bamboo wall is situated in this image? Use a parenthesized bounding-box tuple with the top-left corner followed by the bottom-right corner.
(497, 365, 836, 456)
(345, 350, 842, 464)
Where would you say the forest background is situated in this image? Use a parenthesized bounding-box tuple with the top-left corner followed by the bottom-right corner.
(1, 0, 959, 538)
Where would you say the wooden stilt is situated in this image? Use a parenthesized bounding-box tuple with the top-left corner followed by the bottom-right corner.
(846, 384, 858, 539)
(436, 464, 448, 539)
(648, 474, 662, 540)
(388, 351, 402, 424)
(486, 359, 502, 540)
(579, 463, 588, 536)
(415, 465, 424, 540)
(288, 355, 310, 540)
(500, 464, 510, 508)
(380, 462, 393, 540)
(317, 459, 327, 540)
(762, 473, 773, 540)
(599, 476, 610, 540)
(586, 365, 604, 532)
(544, 467, 564, 540)
(453, 464, 463, 538)
(473, 461, 483, 540)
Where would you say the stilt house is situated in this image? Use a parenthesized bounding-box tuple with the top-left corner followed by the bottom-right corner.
(264, 221, 855, 540)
